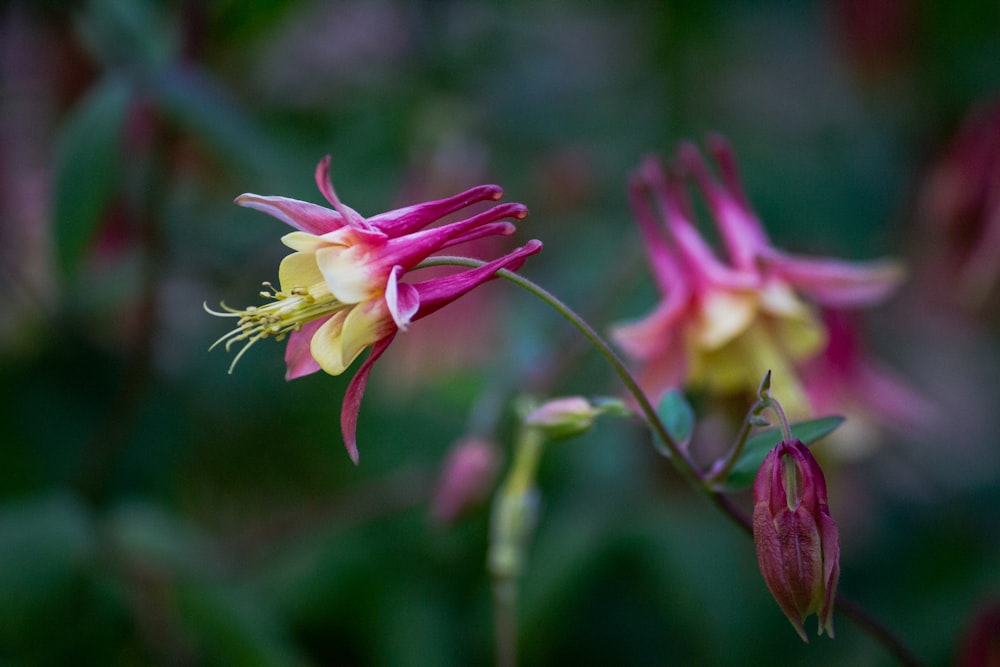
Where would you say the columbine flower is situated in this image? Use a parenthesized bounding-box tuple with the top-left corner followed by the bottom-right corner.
(917, 96, 1000, 310)
(612, 137, 904, 416)
(208, 157, 541, 463)
(753, 439, 840, 641)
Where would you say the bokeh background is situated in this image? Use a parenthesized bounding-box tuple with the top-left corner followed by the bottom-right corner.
(2, 0, 1000, 664)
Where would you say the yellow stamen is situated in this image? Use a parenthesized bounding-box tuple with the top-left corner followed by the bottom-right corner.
(205, 281, 348, 373)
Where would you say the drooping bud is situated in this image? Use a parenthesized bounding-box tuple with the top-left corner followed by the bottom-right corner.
(752, 439, 840, 641)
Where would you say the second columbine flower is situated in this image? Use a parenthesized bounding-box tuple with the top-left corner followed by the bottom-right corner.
(612, 137, 905, 417)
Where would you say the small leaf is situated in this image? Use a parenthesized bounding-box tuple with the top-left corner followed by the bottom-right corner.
(52, 76, 132, 278)
(722, 415, 844, 491)
(657, 389, 695, 448)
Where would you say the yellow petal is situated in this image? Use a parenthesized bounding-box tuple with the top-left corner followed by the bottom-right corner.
(278, 252, 328, 295)
(339, 299, 396, 365)
(281, 231, 328, 252)
(309, 311, 351, 375)
(316, 245, 381, 304)
(694, 288, 757, 349)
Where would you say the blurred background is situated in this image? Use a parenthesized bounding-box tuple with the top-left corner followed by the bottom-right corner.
(1, 0, 999, 664)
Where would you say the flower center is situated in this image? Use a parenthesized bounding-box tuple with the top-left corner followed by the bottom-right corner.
(206, 281, 347, 372)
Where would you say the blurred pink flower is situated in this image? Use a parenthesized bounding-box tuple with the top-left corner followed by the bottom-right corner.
(613, 137, 904, 416)
(918, 96, 1000, 312)
(209, 157, 541, 463)
(430, 438, 502, 524)
(800, 309, 936, 456)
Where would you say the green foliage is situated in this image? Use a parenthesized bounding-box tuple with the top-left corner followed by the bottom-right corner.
(52, 76, 131, 278)
(721, 416, 845, 491)
(657, 389, 696, 449)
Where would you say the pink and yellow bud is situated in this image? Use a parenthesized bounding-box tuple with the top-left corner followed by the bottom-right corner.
(752, 439, 840, 641)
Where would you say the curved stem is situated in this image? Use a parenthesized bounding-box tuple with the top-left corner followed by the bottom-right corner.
(420, 256, 747, 529)
(835, 592, 926, 667)
(419, 256, 922, 664)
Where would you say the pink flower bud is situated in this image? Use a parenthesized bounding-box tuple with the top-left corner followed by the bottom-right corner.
(752, 439, 840, 641)
(430, 438, 501, 524)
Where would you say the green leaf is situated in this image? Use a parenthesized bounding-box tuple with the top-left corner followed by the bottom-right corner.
(151, 66, 285, 180)
(52, 76, 132, 278)
(657, 390, 695, 448)
(722, 416, 844, 491)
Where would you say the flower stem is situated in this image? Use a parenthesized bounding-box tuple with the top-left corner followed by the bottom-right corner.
(707, 376, 792, 488)
(419, 256, 923, 666)
(420, 256, 703, 487)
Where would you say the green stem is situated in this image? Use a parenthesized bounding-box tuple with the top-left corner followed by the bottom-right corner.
(707, 394, 766, 489)
(707, 387, 792, 489)
(420, 256, 922, 666)
(488, 426, 546, 667)
(421, 257, 755, 531)
(421, 257, 702, 488)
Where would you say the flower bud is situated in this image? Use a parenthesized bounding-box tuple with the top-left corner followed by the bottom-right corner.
(752, 439, 840, 641)
(430, 438, 501, 524)
(523, 396, 629, 440)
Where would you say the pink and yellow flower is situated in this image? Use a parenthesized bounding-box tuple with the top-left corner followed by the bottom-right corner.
(209, 157, 541, 463)
(612, 137, 904, 416)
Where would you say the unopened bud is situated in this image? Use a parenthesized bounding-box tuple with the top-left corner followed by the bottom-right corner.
(524, 396, 609, 440)
(430, 438, 501, 524)
(752, 439, 840, 641)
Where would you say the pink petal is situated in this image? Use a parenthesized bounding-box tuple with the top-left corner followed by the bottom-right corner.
(235, 194, 346, 235)
(341, 334, 396, 465)
(628, 166, 683, 293)
(313, 155, 375, 232)
(368, 184, 505, 237)
(641, 156, 759, 290)
(766, 251, 905, 306)
(678, 140, 771, 271)
(284, 317, 329, 380)
(411, 240, 543, 320)
(385, 266, 420, 330)
(612, 295, 689, 360)
(446, 221, 517, 246)
(396, 202, 528, 256)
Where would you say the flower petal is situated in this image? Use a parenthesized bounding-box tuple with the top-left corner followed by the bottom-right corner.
(410, 240, 543, 319)
(368, 184, 505, 237)
(341, 334, 396, 464)
(612, 296, 688, 360)
(381, 202, 529, 271)
(314, 155, 373, 231)
(315, 244, 387, 304)
(308, 310, 352, 375)
(693, 289, 757, 349)
(385, 267, 420, 330)
(679, 138, 770, 270)
(766, 251, 906, 306)
(235, 194, 346, 235)
(284, 317, 327, 379)
(278, 250, 328, 294)
(339, 299, 398, 368)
